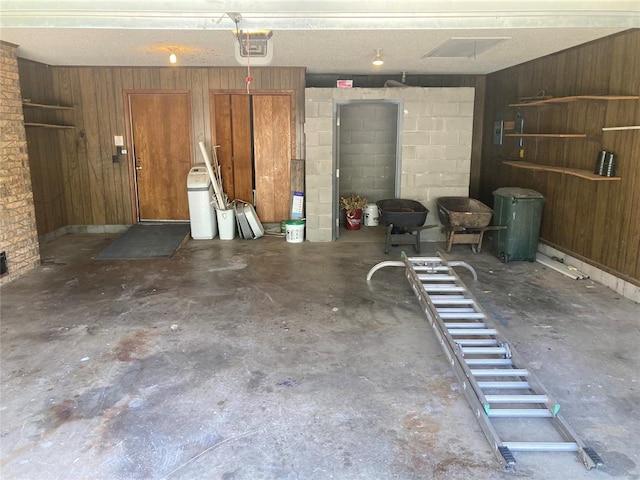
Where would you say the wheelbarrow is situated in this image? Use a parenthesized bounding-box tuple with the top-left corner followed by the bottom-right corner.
(376, 199, 438, 254)
(436, 197, 505, 253)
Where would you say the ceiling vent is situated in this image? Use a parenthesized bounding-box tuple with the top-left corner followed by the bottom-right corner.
(423, 37, 509, 59)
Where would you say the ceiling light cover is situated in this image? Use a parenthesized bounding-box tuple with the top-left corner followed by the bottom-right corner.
(372, 49, 384, 66)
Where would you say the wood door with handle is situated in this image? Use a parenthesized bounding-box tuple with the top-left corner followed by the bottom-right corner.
(129, 92, 193, 221)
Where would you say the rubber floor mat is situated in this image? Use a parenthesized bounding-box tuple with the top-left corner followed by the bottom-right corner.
(96, 223, 190, 259)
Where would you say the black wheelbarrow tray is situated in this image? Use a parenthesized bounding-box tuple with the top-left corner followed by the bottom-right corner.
(376, 199, 438, 254)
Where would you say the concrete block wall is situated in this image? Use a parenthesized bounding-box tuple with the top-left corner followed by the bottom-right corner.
(339, 104, 397, 204)
(0, 42, 40, 285)
(305, 87, 474, 242)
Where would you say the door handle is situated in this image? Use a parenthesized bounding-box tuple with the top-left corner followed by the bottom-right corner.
(135, 159, 142, 170)
(136, 166, 143, 170)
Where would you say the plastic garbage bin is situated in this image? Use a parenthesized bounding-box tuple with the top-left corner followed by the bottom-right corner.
(492, 187, 545, 263)
(187, 165, 217, 239)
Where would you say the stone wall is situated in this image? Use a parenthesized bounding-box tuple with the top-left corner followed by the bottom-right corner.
(0, 42, 40, 285)
(305, 87, 474, 242)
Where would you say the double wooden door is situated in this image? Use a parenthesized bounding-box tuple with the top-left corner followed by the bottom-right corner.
(212, 92, 293, 223)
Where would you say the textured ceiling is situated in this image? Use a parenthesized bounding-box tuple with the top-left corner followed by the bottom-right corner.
(1, 1, 638, 75)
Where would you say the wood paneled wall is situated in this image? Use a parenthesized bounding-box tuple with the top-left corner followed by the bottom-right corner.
(481, 30, 640, 284)
(18, 63, 306, 232)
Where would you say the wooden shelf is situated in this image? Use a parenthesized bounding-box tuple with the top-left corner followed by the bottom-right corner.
(503, 161, 621, 181)
(22, 102, 74, 110)
(602, 125, 640, 132)
(509, 94, 640, 107)
(24, 122, 75, 129)
(504, 133, 588, 138)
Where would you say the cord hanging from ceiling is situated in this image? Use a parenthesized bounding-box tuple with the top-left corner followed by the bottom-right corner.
(245, 30, 253, 94)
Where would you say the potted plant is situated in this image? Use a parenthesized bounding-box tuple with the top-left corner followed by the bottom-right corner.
(340, 194, 368, 230)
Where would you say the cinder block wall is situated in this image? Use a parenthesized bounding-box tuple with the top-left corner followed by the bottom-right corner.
(339, 103, 397, 204)
(0, 42, 40, 285)
(305, 87, 474, 242)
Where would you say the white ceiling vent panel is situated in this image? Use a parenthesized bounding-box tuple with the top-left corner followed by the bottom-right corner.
(423, 37, 509, 58)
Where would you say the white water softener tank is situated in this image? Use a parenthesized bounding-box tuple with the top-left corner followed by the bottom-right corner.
(187, 165, 217, 239)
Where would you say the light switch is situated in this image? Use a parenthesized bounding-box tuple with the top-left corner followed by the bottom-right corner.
(114, 135, 124, 146)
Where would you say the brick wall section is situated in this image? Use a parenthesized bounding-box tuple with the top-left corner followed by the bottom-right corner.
(0, 42, 40, 285)
(305, 87, 474, 242)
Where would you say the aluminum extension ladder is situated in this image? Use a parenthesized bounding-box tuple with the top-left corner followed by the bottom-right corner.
(367, 253, 603, 470)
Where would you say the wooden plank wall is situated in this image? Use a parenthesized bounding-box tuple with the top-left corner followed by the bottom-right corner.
(18, 62, 306, 232)
(19, 61, 69, 234)
(481, 29, 640, 284)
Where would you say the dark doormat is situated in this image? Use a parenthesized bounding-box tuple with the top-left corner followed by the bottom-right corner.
(96, 223, 190, 260)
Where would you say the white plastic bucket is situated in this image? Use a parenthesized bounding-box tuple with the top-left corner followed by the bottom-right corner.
(364, 204, 379, 226)
(285, 220, 305, 243)
(216, 208, 236, 240)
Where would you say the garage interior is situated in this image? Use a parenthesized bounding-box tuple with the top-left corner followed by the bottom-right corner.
(1, 2, 639, 479)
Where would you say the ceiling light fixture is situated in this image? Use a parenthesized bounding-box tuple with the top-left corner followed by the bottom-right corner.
(372, 49, 384, 66)
(169, 52, 177, 64)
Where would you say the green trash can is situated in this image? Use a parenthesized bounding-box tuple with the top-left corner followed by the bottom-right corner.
(492, 187, 546, 263)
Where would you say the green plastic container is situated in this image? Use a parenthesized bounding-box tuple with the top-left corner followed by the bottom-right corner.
(492, 187, 546, 263)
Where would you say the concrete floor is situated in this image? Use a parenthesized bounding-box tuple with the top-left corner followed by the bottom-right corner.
(1, 230, 638, 480)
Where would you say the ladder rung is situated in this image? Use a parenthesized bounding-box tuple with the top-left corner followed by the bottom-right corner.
(487, 408, 553, 418)
(448, 328, 497, 336)
(461, 346, 508, 355)
(466, 359, 513, 367)
(424, 285, 465, 292)
(477, 381, 530, 388)
(502, 442, 579, 452)
(445, 322, 486, 329)
(413, 266, 449, 272)
(471, 369, 529, 377)
(408, 257, 443, 263)
(440, 312, 486, 320)
(429, 296, 473, 304)
(418, 274, 457, 281)
(455, 339, 499, 347)
(485, 394, 548, 403)
(437, 307, 476, 314)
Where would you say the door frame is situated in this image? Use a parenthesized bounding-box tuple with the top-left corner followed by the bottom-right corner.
(124, 89, 193, 222)
(333, 99, 403, 240)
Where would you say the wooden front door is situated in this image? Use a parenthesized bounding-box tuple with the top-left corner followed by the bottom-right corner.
(129, 92, 192, 221)
(212, 92, 293, 223)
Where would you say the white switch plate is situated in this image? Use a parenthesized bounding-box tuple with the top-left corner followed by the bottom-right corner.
(114, 135, 124, 146)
